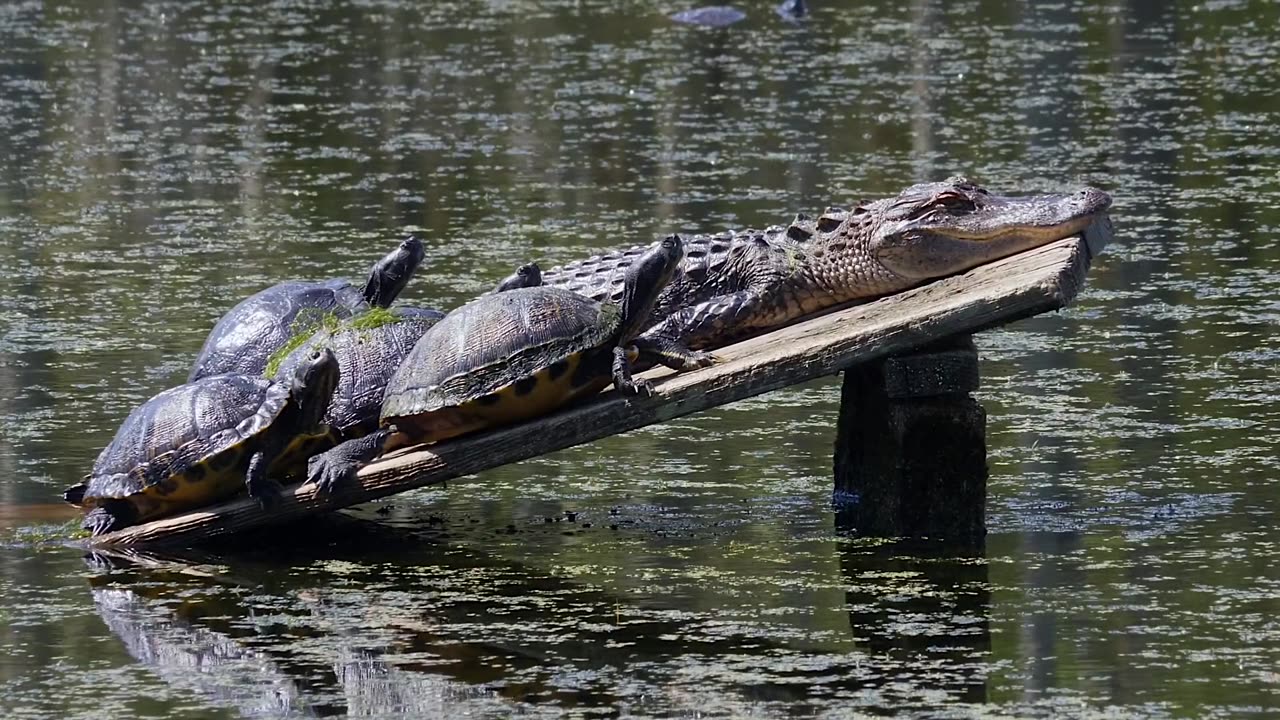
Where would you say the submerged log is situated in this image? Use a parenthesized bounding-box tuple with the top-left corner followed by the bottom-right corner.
(88, 233, 1100, 547)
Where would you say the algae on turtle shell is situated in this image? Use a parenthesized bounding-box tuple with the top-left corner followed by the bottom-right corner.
(263, 307, 408, 378)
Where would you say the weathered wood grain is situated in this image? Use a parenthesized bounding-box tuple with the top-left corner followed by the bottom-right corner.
(88, 235, 1095, 547)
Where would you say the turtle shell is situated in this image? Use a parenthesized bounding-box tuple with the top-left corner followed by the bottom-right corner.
(189, 279, 367, 382)
(75, 374, 292, 526)
(271, 310, 442, 437)
(381, 286, 623, 443)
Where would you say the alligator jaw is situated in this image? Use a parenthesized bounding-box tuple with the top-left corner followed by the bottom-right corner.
(1080, 215, 1114, 258)
(874, 185, 1113, 280)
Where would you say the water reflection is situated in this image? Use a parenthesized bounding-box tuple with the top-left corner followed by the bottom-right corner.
(841, 538, 990, 705)
(84, 515, 1006, 715)
(90, 580, 317, 718)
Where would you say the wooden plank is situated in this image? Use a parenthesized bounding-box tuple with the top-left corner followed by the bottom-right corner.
(87, 234, 1095, 547)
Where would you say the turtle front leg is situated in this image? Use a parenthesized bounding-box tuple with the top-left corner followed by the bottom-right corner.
(245, 449, 285, 509)
(306, 427, 399, 495)
(611, 346, 653, 397)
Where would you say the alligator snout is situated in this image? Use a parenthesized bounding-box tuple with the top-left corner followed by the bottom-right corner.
(1072, 186, 1112, 215)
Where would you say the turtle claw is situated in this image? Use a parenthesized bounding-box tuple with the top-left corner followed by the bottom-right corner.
(249, 478, 284, 510)
(83, 507, 126, 536)
(303, 431, 390, 495)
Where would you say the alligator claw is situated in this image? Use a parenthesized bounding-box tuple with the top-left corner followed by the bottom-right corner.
(306, 453, 354, 496)
(688, 351, 720, 369)
(617, 378, 653, 397)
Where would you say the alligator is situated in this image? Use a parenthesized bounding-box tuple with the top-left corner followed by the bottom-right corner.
(540, 177, 1112, 358)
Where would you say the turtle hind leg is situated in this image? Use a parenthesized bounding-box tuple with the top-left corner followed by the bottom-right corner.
(83, 502, 137, 536)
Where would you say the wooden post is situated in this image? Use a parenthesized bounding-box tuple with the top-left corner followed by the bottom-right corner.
(833, 334, 987, 544)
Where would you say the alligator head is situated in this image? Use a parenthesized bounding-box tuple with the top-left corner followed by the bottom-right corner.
(824, 176, 1111, 285)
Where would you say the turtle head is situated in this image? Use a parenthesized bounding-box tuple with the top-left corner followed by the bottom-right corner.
(493, 262, 543, 293)
(290, 347, 340, 429)
(363, 235, 426, 308)
(616, 234, 683, 342)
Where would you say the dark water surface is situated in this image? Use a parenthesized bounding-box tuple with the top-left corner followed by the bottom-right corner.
(2, 0, 1278, 717)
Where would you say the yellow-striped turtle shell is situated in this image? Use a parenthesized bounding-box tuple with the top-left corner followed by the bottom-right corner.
(381, 286, 628, 443)
(64, 355, 338, 534)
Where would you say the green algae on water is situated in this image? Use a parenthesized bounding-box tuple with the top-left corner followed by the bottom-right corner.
(1, 517, 89, 546)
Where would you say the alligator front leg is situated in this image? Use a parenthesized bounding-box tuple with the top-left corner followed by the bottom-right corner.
(639, 288, 779, 352)
(632, 334, 718, 370)
(306, 428, 398, 495)
(642, 237, 808, 352)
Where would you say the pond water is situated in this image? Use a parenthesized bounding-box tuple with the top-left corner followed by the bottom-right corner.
(2, 0, 1278, 717)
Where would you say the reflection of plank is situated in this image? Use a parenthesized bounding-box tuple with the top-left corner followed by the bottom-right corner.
(90, 234, 1097, 548)
(92, 585, 314, 717)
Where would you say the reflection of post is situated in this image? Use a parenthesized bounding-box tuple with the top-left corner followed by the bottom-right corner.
(833, 334, 987, 544)
(909, 0, 935, 177)
(840, 538, 991, 704)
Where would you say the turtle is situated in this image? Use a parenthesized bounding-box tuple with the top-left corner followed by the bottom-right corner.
(256, 265, 547, 480)
(263, 309, 443, 466)
(63, 348, 340, 536)
(304, 234, 716, 494)
(669, 5, 747, 26)
(188, 235, 427, 382)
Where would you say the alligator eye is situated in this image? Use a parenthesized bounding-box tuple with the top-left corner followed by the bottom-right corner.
(935, 192, 977, 214)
